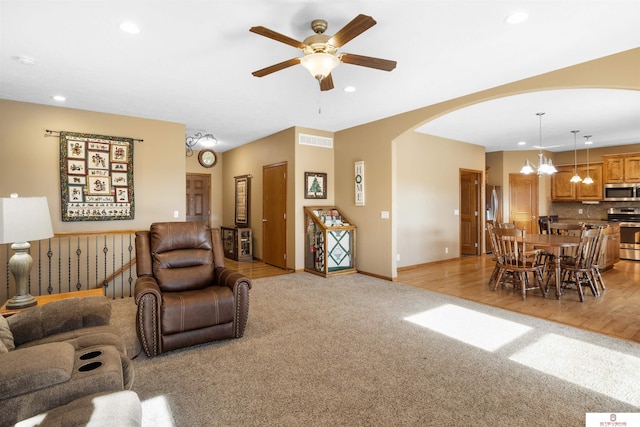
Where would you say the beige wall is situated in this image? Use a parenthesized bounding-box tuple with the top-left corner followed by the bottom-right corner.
(396, 133, 485, 267)
(220, 126, 335, 270)
(294, 127, 335, 270)
(333, 48, 639, 280)
(3, 48, 638, 282)
(0, 100, 187, 233)
(220, 128, 295, 265)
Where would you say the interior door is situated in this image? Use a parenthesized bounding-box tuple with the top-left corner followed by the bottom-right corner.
(509, 173, 538, 232)
(262, 162, 287, 269)
(186, 174, 210, 224)
(460, 170, 481, 256)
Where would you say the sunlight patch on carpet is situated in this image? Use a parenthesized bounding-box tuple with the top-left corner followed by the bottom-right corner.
(141, 395, 175, 427)
(509, 333, 640, 407)
(404, 304, 533, 352)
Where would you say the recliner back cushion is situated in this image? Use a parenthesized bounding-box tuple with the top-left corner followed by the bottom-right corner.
(150, 222, 214, 292)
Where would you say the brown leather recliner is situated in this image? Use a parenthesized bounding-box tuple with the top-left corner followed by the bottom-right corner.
(134, 221, 252, 357)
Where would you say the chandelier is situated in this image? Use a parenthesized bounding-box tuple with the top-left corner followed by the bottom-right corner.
(185, 132, 218, 157)
(520, 112, 557, 175)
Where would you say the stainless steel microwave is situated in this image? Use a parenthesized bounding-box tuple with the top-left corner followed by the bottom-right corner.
(604, 183, 640, 201)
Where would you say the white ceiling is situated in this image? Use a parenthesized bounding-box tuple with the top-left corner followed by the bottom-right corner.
(1, 1, 639, 153)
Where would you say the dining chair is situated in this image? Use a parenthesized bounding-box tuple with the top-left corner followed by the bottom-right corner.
(496, 222, 516, 229)
(584, 224, 607, 295)
(559, 227, 601, 302)
(547, 222, 584, 260)
(548, 222, 583, 236)
(486, 222, 515, 290)
(492, 227, 546, 301)
(486, 222, 500, 289)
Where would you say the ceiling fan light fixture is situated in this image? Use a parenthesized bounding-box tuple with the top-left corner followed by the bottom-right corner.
(300, 52, 340, 81)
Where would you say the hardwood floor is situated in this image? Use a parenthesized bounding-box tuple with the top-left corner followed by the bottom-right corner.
(224, 258, 293, 280)
(398, 255, 640, 344)
(226, 256, 640, 344)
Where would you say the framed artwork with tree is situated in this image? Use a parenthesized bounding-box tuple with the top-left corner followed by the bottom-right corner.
(304, 172, 327, 199)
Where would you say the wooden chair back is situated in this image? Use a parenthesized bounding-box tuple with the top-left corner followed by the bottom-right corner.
(548, 222, 583, 236)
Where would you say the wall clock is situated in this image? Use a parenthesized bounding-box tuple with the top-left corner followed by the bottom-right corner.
(198, 149, 217, 168)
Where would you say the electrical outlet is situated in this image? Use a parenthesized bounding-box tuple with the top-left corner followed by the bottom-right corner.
(445, 247, 449, 254)
(173, 210, 179, 218)
(396, 254, 400, 261)
(578, 208, 583, 214)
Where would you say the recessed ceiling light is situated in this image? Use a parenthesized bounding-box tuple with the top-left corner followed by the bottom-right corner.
(15, 55, 36, 65)
(505, 11, 529, 24)
(120, 21, 140, 34)
(518, 141, 526, 146)
(51, 95, 66, 102)
(344, 86, 356, 93)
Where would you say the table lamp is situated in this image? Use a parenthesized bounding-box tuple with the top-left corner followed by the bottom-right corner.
(0, 194, 54, 309)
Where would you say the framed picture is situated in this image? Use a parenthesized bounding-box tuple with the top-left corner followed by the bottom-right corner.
(305, 172, 327, 199)
(234, 174, 251, 227)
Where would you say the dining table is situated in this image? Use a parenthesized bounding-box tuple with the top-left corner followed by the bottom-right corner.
(524, 233, 581, 299)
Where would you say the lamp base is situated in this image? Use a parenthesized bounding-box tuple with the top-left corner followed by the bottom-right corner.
(6, 293, 37, 309)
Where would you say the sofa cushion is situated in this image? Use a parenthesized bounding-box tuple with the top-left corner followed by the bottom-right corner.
(8, 296, 111, 347)
(0, 341, 75, 400)
(0, 313, 15, 351)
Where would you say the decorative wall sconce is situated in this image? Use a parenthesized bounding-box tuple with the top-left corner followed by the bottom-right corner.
(185, 132, 218, 157)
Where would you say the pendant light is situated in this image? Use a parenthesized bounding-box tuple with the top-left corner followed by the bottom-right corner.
(583, 135, 594, 185)
(570, 130, 582, 183)
(520, 112, 557, 175)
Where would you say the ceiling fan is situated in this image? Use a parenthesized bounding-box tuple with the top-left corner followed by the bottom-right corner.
(250, 14, 397, 91)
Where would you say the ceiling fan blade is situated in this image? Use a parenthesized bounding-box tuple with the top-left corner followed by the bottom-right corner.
(252, 58, 301, 77)
(320, 73, 334, 91)
(328, 14, 377, 48)
(340, 53, 397, 71)
(249, 26, 306, 49)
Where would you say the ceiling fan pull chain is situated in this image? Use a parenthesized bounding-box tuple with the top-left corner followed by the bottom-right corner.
(317, 85, 322, 114)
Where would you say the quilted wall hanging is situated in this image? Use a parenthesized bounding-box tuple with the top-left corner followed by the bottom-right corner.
(58, 131, 135, 221)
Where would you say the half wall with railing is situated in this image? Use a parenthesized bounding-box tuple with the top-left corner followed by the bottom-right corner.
(1, 230, 139, 303)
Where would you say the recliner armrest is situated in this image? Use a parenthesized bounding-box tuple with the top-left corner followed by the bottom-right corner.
(134, 276, 162, 303)
(214, 267, 252, 293)
(0, 342, 75, 400)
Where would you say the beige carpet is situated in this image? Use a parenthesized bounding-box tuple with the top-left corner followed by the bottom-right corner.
(110, 272, 640, 426)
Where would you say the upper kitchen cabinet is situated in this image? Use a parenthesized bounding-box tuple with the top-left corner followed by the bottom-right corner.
(551, 165, 577, 200)
(603, 153, 640, 183)
(576, 163, 603, 200)
(551, 163, 603, 201)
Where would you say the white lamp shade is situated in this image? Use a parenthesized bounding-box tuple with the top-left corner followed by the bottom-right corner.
(300, 53, 340, 79)
(520, 160, 534, 175)
(0, 196, 54, 244)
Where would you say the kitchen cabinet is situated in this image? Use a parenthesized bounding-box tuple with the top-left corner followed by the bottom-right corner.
(603, 153, 640, 183)
(576, 164, 603, 200)
(551, 163, 602, 201)
(221, 227, 252, 262)
(304, 206, 356, 277)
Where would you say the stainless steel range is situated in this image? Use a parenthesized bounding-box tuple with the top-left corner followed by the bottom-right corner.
(607, 207, 640, 261)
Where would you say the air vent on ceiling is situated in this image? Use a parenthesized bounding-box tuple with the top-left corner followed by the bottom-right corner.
(298, 133, 333, 148)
